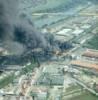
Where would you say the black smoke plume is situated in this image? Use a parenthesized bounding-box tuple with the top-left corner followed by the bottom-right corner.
(0, 0, 48, 55)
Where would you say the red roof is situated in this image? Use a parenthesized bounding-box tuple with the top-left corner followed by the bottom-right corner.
(71, 60, 98, 71)
(82, 49, 98, 58)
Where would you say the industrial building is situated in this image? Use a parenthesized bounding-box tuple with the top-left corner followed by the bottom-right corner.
(37, 73, 64, 86)
(30, 86, 48, 100)
(0, 47, 8, 56)
(0, 0, 98, 100)
(36, 62, 65, 86)
(72, 28, 84, 36)
(54, 35, 73, 43)
(56, 28, 72, 36)
(71, 60, 98, 71)
(82, 49, 98, 59)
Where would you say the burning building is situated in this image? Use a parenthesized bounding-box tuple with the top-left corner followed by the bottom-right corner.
(0, 0, 73, 70)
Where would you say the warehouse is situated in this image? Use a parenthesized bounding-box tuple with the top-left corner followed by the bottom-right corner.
(82, 49, 98, 59)
(56, 28, 72, 36)
(70, 60, 98, 71)
(30, 86, 48, 100)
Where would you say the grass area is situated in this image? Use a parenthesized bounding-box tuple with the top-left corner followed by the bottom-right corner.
(20, 60, 38, 75)
(32, 0, 67, 13)
(86, 34, 98, 50)
(66, 85, 81, 93)
(69, 91, 98, 100)
(0, 72, 15, 89)
(64, 85, 98, 100)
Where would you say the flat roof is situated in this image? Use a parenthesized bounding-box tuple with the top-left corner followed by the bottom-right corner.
(31, 87, 48, 93)
(72, 29, 84, 35)
(71, 60, 98, 71)
(42, 62, 63, 74)
(54, 35, 72, 42)
(81, 24, 91, 29)
(56, 29, 72, 35)
(0, 48, 4, 52)
(82, 49, 98, 58)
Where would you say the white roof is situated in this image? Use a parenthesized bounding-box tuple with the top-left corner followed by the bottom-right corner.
(72, 29, 84, 35)
(0, 47, 4, 52)
(54, 35, 70, 42)
(81, 24, 91, 29)
(57, 29, 72, 35)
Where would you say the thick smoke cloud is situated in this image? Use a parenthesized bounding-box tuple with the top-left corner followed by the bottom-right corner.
(0, 0, 48, 55)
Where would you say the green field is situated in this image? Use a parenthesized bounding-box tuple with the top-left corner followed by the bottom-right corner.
(86, 34, 98, 50)
(32, 0, 66, 12)
(69, 92, 98, 100)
